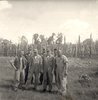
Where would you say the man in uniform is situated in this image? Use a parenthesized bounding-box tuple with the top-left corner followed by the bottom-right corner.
(25, 49, 42, 90)
(24, 51, 32, 84)
(42, 49, 54, 92)
(55, 50, 68, 96)
(53, 48, 58, 83)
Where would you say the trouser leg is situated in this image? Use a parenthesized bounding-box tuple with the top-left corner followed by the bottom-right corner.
(48, 71, 53, 91)
(56, 70, 67, 95)
(25, 64, 29, 83)
(56, 71, 64, 93)
(34, 72, 39, 89)
(26, 68, 33, 85)
(31, 76, 34, 84)
(20, 69, 25, 84)
(14, 70, 20, 89)
(55, 71, 60, 89)
(54, 65, 57, 84)
(39, 72, 43, 84)
(43, 72, 48, 90)
(60, 76, 67, 96)
(57, 73, 65, 94)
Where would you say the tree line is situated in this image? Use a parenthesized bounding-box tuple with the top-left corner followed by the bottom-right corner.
(0, 33, 98, 58)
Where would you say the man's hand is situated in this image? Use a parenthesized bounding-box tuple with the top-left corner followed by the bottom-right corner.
(9, 60, 17, 70)
(64, 63, 68, 77)
(23, 65, 26, 70)
(40, 69, 43, 73)
(64, 72, 67, 77)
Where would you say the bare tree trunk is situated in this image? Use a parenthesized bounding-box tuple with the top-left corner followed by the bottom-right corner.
(90, 34, 92, 58)
(75, 44, 78, 57)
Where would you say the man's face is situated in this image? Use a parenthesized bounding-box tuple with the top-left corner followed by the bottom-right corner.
(47, 50, 50, 56)
(34, 52, 37, 56)
(21, 51, 24, 56)
(42, 49, 46, 54)
(33, 50, 38, 56)
(54, 49, 57, 56)
(57, 50, 62, 57)
(29, 51, 31, 54)
(29, 51, 32, 55)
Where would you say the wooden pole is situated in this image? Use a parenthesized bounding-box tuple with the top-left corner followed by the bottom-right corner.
(90, 33, 92, 57)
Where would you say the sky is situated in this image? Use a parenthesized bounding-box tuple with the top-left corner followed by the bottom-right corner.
(0, 0, 98, 44)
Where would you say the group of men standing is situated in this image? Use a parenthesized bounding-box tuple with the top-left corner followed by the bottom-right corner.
(10, 48, 68, 96)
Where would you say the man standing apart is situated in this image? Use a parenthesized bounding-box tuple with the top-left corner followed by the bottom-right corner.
(10, 51, 27, 91)
(55, 50, 68, 96)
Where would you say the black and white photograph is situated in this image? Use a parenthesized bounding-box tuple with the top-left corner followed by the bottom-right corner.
(0, 0, 98, 100)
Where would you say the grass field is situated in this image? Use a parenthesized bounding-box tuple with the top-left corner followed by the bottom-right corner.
(0, 57, 98, 100)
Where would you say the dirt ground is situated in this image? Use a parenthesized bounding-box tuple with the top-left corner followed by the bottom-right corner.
(0, 57, 98, 100)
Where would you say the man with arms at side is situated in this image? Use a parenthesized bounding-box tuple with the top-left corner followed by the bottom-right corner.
(55, 50, 68, 96)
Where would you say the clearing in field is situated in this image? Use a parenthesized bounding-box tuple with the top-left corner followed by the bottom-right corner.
(0, 57, 98, 100)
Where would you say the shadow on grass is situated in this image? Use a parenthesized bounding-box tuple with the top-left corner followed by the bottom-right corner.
(89, 71, 98, 78)
(0, 79, 73, 100)
(0, 84, 12, 90)
(0, 79, 13, 92)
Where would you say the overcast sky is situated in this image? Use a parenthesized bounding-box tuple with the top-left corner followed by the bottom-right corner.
(0, 0, 98, 44)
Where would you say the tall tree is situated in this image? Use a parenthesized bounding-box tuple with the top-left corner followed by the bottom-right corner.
(89, 34, 92, 57)
(40, 34, 45, 43)
(47, 33, 55, 45)
(95, 40, 98, 55)
(56, 33, 63, 44)
(2, 39, 10, 56)
(33, 33, 39, 45)
(77, 35, 81, 57)
(56, 33, 63, 50)
(0, 38, 3, 55)
(39, 34, 47, 53)
(20, 35, 28, 53)
(33, 33, 41, 52)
